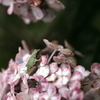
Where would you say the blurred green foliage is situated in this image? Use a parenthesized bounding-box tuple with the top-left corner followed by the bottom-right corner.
(0, 0, 100, 70)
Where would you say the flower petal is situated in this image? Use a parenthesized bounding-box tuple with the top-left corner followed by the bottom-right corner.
(31, 7, 44, 20)
(69, 80, 81, 90)
(16, 92, 30, 100)
(62, 76, 69, 85)
(59, 86, 70, 99)
(70, 89, 84, 100)
(45, 0, 65, 11)
(91, 63, 100, 76)
(40, 56, 48, 67)
(46, 74, 57, 81)
(74, 65, 90, 79)
(61, 63, 71, 76)
(36, 65, 49, 78)
(7, 3, 13, 15)
(47, 84, 56, 96)
(70, 71, 82, 81)
(51, 94, 61, 100)
(49, 63, 58, 73)
(93, 79, 100, 88)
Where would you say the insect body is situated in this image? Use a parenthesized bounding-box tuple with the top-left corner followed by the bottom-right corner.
(28, 0, 42, 7)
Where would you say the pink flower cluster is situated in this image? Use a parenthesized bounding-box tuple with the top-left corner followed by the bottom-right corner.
(89, 63, 100, 88)
(0, 0, 65, 23)
(0, 39, 100, 100)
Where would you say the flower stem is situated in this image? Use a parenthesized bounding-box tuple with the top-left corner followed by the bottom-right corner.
(47, 50, 56, 64)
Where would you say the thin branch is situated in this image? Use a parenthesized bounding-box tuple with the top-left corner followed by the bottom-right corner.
(47, 49, 57, 64)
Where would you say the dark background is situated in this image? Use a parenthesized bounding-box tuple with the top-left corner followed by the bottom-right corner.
(0, 0, 100, 70)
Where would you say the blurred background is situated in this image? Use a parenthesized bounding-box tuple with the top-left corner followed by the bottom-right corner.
(0, 0, 100, 70)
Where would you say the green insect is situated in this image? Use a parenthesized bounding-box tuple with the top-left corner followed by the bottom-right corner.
(27, 49, 41, 75)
